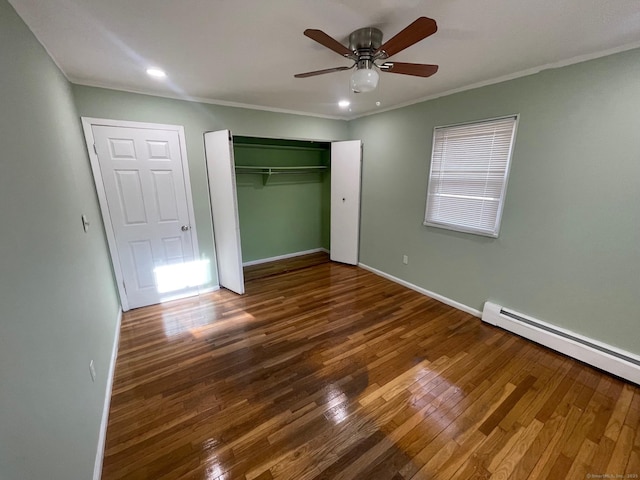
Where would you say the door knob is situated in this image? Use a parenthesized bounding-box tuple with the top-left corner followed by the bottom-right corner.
(181, 225, 190, 231)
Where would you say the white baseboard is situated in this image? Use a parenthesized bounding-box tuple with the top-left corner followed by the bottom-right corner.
(482, 301, 640, 386)
(357, 263, 482, 317)
(243, 248, 328, 267)
(93, 307, 122, 480)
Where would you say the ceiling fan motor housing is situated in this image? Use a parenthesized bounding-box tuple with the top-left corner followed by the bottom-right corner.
(349, 27, 383, 70)
(349, 27, 383, 51)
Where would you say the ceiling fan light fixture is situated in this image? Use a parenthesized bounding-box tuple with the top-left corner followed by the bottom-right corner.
(350, 67, 379, 93)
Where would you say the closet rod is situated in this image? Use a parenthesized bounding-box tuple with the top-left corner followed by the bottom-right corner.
(235, 166, 327, 172)
(235, 165, 327, 185)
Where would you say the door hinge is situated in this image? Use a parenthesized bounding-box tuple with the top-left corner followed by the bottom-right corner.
(122, 281, 127, 294)
(93, 144, 98, 155)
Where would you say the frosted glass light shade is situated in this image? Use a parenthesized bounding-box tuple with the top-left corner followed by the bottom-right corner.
(350, 68, 379, 93)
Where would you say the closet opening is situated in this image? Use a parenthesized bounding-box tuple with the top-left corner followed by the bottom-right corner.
(233, 136, 332, 282)
(204, 130, 361, 294)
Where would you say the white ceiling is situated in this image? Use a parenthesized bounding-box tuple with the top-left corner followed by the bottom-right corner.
(9, 0, 640, 119)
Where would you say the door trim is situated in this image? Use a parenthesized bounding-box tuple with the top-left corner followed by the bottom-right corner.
(81, 117, 200, 311)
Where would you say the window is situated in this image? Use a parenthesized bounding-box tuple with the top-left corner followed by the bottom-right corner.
(424, 115, 518, 237)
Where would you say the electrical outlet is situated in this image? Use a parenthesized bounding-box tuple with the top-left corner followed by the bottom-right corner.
(402, 255, 409, 265)
(89, 360, 96, 382)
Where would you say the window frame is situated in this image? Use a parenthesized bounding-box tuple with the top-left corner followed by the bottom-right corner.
(423, 114, 519, 238)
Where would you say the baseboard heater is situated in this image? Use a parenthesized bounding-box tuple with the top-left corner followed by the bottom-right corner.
(482, 301, 640, 386)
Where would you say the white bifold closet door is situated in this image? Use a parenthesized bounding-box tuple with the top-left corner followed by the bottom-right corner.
(330, 140, 363, 265)
(204, 130, 245, 294)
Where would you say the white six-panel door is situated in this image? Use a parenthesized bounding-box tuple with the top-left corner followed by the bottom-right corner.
(331, 140, 363, 265)
(204, 130, 245, 294)
(91, 123, 199, 309)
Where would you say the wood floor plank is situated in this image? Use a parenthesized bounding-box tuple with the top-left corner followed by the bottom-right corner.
(450, 425, 514, 478)
(100, 254, 640, 480)
(487, 419, 544, 479)
(565, 438, 598, 479)
(508, 412, 566, 480)
(605, 384, 636, 441)
(478, 375, 536, 436)
(588, 436, 616, 477)
(606, 424, 636, 474)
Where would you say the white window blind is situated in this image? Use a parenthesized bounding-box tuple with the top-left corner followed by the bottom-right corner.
(424, 115, 518, 237)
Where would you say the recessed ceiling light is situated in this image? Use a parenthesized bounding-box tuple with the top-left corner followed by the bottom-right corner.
(338, 100, 350, 108)
(146, 68, 167, 79)
(375, 101, 381, 107)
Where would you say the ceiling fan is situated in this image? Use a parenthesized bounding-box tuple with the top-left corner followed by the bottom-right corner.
(294, 17, 439, 93)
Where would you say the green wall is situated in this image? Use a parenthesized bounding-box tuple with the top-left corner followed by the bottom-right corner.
(0, 1, 120, 478)
(351, 48, 640, 354)
(234, 142, 330, 262)
(72, 85, 348, 285)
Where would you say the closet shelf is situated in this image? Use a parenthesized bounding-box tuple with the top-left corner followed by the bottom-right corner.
(234, 143, 328, 152)
(235, 165, 327, 185)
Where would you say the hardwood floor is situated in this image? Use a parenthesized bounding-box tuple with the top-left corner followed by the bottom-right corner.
(102, 257, 640, 479)
(243, 251, 330, 282)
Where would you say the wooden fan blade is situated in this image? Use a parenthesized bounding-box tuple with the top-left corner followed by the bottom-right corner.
(304, 29, 354, 57)
(379, 62, 439, 77)
(374, 17, 437, 58)
(294, 66, 353, 78)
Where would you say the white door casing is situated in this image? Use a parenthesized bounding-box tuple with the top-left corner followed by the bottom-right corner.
(82, 118, 201, 310)
(204, 130, 245, 294)
(330, 140, 363, 265)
